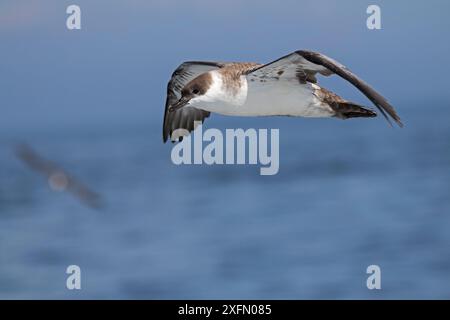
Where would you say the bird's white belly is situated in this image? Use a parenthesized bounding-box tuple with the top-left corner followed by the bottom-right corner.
(198, 79, 334, 118)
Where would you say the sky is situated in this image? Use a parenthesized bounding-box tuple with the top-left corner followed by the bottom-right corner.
(1, 0, 449, 132)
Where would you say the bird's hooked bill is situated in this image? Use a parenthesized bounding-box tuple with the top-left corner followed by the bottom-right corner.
(169, 96, 190, 112)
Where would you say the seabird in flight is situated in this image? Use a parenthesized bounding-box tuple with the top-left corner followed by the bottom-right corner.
(15, 144, 103, 209)
(163, 50, 403, 142)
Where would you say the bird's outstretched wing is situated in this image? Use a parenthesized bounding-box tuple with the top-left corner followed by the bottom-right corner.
(163, 61, 225, 142)
(246, 50, 403, 127)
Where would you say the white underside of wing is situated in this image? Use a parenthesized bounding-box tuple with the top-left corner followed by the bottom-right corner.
(242, 79, 334, 117)
(194, 78, 335, 118)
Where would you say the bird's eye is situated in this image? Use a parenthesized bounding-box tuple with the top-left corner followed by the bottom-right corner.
(192, 89, 199, 94)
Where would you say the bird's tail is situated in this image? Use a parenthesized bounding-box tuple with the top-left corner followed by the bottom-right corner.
(315, 87, 377, 120)
(332, 102, 377, 120)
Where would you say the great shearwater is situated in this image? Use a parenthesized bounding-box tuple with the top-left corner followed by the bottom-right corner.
(15, 144, 102, 209)
(163, 50, 402, 142)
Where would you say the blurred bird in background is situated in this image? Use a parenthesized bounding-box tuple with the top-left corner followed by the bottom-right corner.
(15, 144, 103, 210)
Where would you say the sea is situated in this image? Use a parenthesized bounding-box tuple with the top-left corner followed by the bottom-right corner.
(0, 103, 449, 299)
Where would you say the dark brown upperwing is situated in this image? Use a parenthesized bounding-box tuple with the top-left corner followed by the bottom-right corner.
(296, 50, 403, 127)
(163, 61, 225, 143)
(246, 50, 402, 127)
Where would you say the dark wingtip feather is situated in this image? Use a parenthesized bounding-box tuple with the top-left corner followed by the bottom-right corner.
(376, 101, 404, 128)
